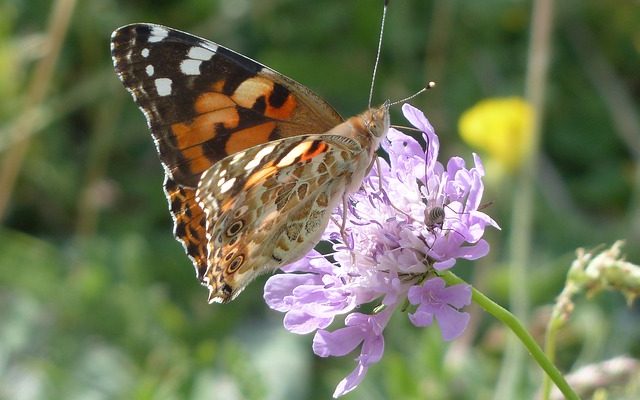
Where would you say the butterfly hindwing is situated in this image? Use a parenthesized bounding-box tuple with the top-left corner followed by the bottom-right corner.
(195, 134, 365, 302)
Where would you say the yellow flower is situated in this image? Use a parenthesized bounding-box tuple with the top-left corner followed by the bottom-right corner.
(458, 97, 533, 172)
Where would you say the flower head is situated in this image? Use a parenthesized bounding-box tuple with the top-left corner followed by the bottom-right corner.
(264, 104, 499, 397)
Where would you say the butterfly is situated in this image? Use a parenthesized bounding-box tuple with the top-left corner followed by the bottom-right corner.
(110, 24, 389, 303)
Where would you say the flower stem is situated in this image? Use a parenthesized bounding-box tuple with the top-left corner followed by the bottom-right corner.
(441, 271, 579, 400)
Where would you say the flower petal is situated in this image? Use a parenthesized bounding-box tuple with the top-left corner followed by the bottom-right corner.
(436, 307, 470, 341)
(263, 273, 323, 311)
(284, 310, 333, 334)
(402, 103, 436, 137)
(408, 308, 434, 327)
(359, 333, 385, 364)
(313, 326, 363, 357)
(332, 363, 368, 398)
(439, 284, 472, 309)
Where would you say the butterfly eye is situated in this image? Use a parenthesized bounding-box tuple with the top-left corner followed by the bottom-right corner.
(227, 254, 244, 272)
(226, 220, 244, 237)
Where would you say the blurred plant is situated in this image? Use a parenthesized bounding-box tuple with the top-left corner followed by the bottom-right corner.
(547, 355, 640, 400)
(0, 0, 77, 220)
(458, 97, 533, 175)
(543, 241, 640, 400)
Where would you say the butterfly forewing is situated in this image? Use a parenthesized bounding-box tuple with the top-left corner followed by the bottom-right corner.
(111, 23, 343, 187)
(163, 177, 208, 280)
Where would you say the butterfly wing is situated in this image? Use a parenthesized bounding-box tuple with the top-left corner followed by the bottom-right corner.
(196, 133, 366, 303)
(111, 24, 344, 283)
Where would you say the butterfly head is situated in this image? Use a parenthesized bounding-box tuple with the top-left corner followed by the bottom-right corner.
(363, 104, 390, 139)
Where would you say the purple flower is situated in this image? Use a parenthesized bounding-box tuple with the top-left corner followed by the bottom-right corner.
(264, 104, 499, 397)
(408, 277, 471, 341)
(313, 308, 392, 397)
(263, 250, 356, 334)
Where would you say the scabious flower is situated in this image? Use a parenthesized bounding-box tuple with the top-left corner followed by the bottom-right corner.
(264, 103, 500, 398)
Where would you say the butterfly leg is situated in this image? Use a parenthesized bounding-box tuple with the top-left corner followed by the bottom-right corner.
(375, 157, 383, 192)
(327, 197, 351, 248)
(339, 195, 350, 245)
(340, 194, 358, 267)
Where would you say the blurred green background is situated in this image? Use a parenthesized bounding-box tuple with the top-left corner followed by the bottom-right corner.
(1, 0, 639, 399)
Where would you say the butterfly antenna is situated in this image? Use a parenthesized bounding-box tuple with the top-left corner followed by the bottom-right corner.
(387, 81, 437, 107)
(368, 0, 390, 108)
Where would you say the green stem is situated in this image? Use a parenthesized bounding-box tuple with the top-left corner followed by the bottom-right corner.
(441, 272, 579, 400)
(542, 316, 561, 399)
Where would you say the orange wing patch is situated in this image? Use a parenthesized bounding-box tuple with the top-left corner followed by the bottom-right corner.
(171, 107, 239, 149)
(195, 91, 236, 115)
(231, 76, 297, 120)
(299, 141, 328, 162)
(225, 122, 276, 155)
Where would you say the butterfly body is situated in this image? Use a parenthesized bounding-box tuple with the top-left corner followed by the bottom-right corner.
(111, 24, 389, 303)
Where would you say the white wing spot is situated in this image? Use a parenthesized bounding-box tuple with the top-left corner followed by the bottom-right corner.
(217, 177, 226, 187)
(154, 78, 172, 96)
(148, 26, 169, 43)
(219, 177, 236, 194)
(145, 65, 154, 77)
(277, 141, 314, 167)
(141, 48, 150, 58)
(218, 169, 227, 178)
(180, 59, 202, 76)
(187, 46, 216, 60)
(244, 144, 276, 171)
(229, 152, 245, 165)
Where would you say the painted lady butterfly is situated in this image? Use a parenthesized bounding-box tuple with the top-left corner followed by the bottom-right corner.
(111, 24, 389, 303)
